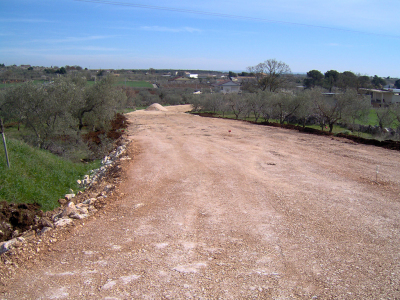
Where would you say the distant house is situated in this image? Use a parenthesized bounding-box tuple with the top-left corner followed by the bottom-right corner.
(360, 88, 400, 106)
(213, 81, 241, 93)
(186, 73, 198, 79)
(20, 65, 31, 69)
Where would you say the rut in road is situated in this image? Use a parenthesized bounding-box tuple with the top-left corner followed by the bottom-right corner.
(2, 104, 400, 299)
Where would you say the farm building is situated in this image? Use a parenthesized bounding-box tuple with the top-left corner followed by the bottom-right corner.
(360, 88, 400, 107)
(213, 81, 241, 93)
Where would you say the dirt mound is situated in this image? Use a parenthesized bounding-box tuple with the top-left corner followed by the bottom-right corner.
(145, 103, 168, 111)
(0, 201, 43, 242)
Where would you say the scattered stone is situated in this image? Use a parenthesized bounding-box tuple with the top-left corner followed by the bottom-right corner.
(64, 194, 75, 201)
(39, 217, 54, 229)
(83, 198, 97, 205)
(0, 238, 18, 254)
(39, 227, 52, 236)
(104, 185, 115, 193)
(54, 218, 73, 228)
(70, 212, 87, 220)
(0, 137, 132, 262)
(60, 202, 77, 218)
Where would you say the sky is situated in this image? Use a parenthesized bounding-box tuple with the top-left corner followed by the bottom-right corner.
(1, 0, 399, 77)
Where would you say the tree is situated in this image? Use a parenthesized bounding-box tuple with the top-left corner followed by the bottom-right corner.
(337, 71, 358, 90)
(374, 107, 395, 131)
(247, 59, 291, 92)
(295, 89, 316, 128)
(228, 71, 237, 78)
(270, 92, 300, 124)
(371, 75, 387, 89)
(304, 70, 324, 89)
(55, 67, 67, 74)
(324, 70, 339, 92)
(340, 89, 370, 126)
(244, 93, 265, 122)
(357, 75, 372, 90)
(228, 94, 246, 119)
(313, 87, 355, 132)
(69, 76, 126, 133)
(2, 80, 78, 148)
(394, 79, 400, 89)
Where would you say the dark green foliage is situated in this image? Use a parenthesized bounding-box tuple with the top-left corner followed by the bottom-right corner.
(324, 70, 340, 92)
(304, 70, 324, 89)
(371, 75, 387, 88)
(55, 67, 67, 74)
(228, 71, 237, 78)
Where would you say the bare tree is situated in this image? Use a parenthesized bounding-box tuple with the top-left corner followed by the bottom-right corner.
(247, 59, 291, 92)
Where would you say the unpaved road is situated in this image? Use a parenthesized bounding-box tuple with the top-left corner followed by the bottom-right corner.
(2, 104, 400, 299)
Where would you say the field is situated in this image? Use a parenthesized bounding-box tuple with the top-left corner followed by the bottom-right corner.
(0, 79, 154, 89)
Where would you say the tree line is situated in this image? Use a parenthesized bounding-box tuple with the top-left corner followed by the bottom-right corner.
(303, 70, 398, 91)
(0, 75, 127, 160)
(188, 59, 400, 137)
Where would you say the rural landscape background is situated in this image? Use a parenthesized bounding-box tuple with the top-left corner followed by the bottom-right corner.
(1, 0, 400, 298)
(1, 60, 399, 237)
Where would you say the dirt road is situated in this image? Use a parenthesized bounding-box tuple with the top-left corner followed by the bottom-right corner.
(2, 105, 400, 299)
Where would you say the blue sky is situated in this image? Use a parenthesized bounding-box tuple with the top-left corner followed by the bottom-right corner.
(1, 0, 399, 77)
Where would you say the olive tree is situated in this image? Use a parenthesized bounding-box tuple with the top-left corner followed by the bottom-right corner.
(270, 92, 301, 124)
(341, 90, 371, 126)
(73, 76, 127, 132)
(228, 94, 246, 119)
(374, 107, 395, 131)
(2, 80, 79, 148)
(294, 89, 315, 128)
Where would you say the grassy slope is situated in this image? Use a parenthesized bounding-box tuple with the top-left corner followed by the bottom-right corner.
(0, 138, 99, 211)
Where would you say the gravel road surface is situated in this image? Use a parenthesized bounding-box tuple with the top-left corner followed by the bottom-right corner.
(2, 104, 400, 299)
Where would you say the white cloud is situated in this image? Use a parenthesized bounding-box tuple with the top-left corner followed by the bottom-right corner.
(30, 35, 118, 44)
(140, 26, 202, 33)
(0, 18, 54, 23)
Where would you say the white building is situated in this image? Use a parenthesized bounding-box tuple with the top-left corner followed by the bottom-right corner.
(360, 88, 400, 106)
(214, 81, 241, 93)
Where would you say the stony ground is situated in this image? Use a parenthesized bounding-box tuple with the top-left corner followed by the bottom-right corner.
(1, 104, 400, 299)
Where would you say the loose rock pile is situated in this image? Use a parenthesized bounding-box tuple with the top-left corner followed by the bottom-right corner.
(0, 138, 131, 255)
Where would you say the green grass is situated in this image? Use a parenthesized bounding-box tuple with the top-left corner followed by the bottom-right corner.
(0, 138, 100, 211)
(115, 80, 154, 88)
(0, 80, 46, 89)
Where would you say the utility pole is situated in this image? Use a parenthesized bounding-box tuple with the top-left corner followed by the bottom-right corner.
(0, 118, 10, 168)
